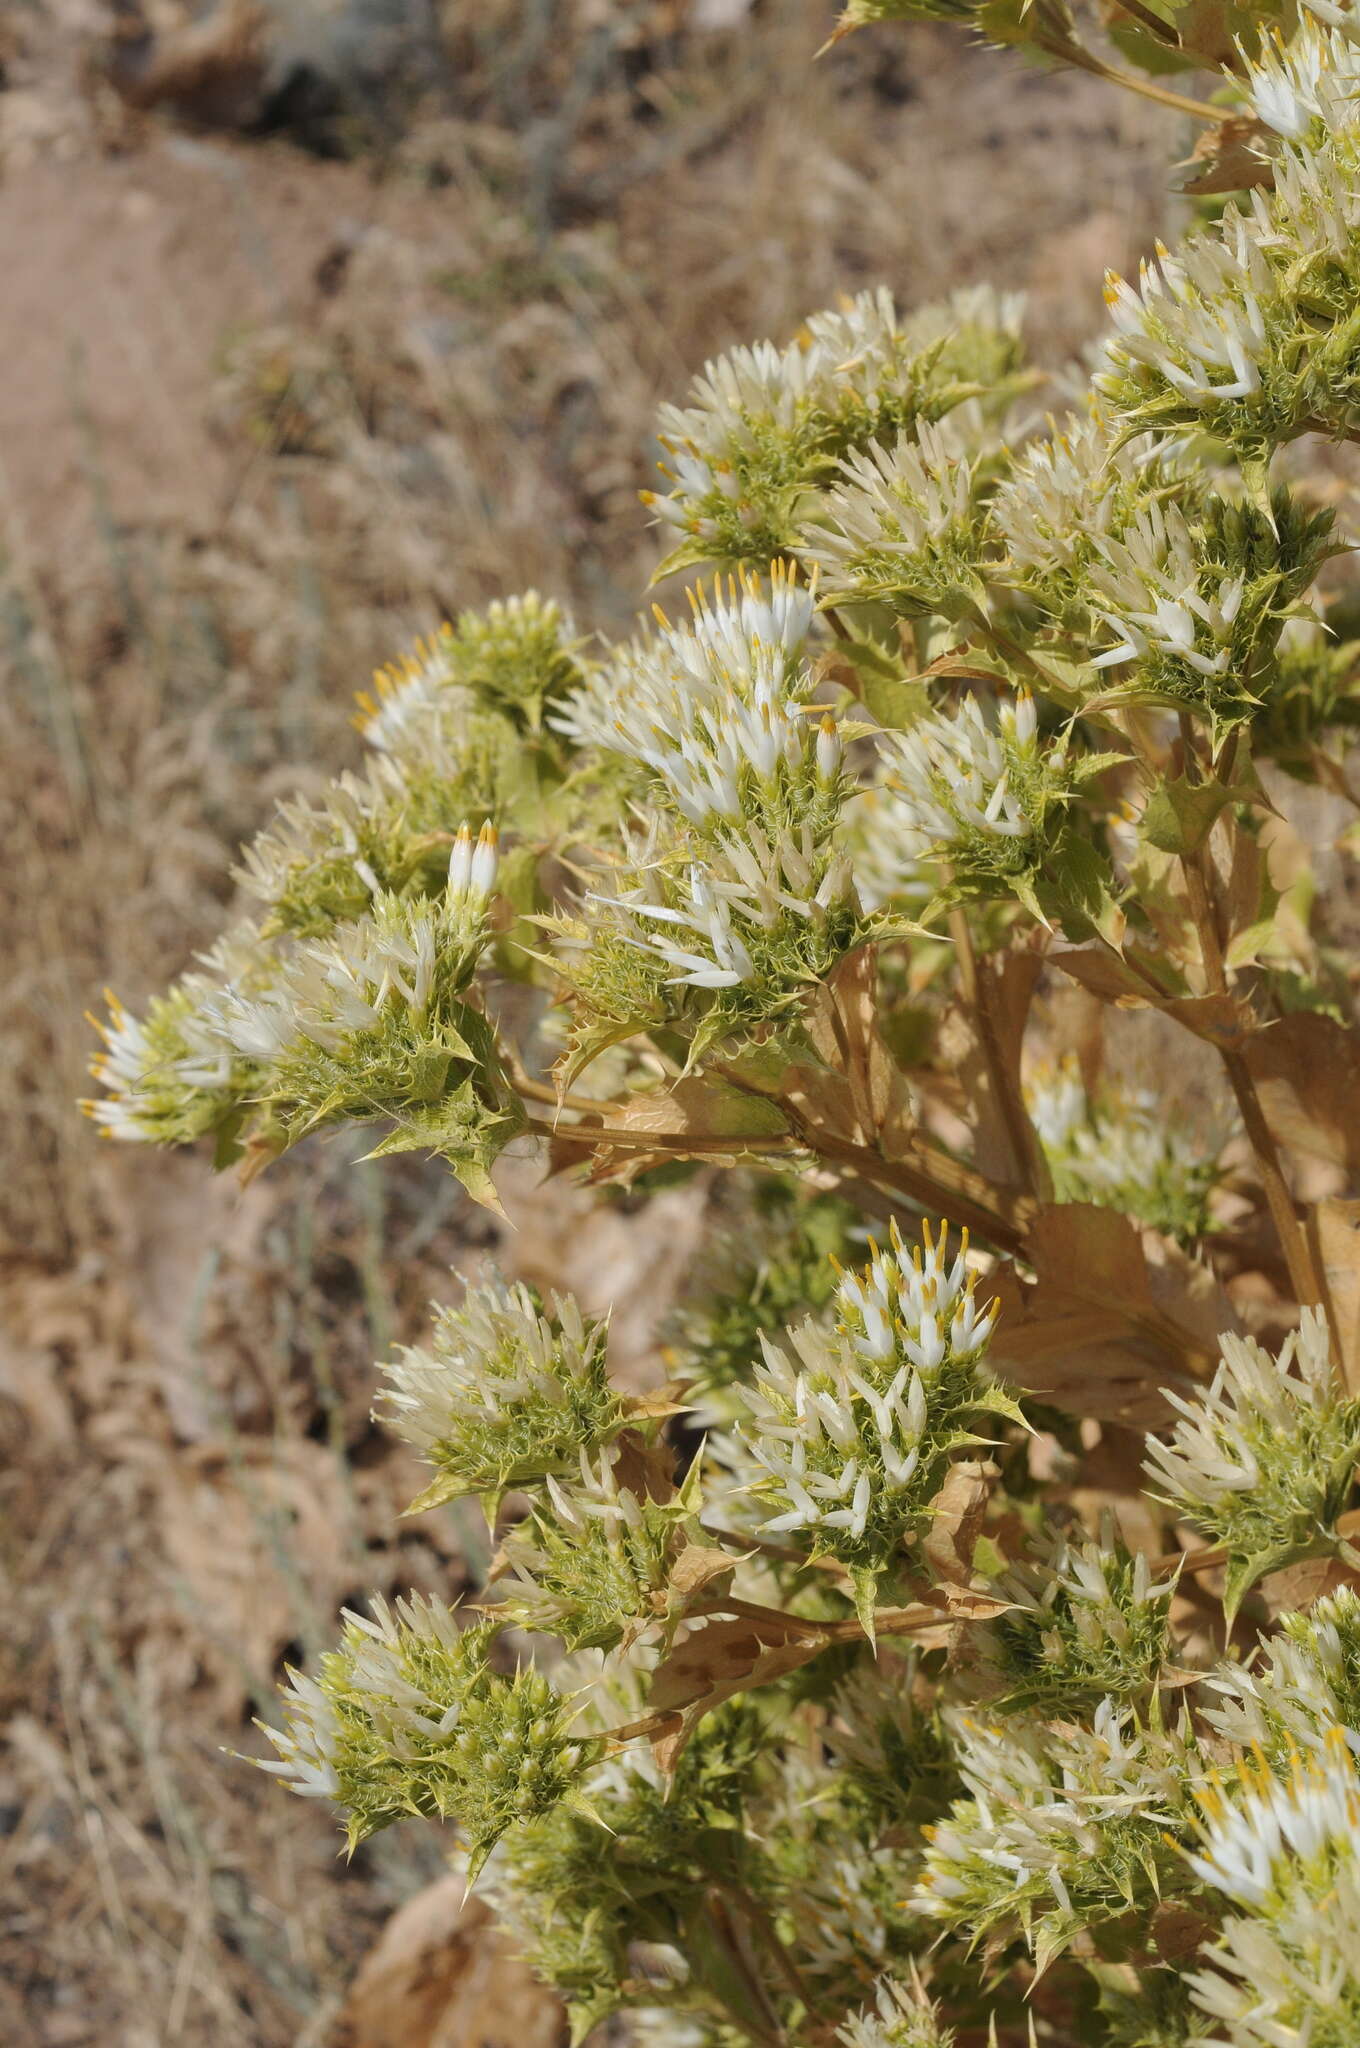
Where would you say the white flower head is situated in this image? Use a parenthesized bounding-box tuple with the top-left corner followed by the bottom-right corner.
(835, 1973, 954, 2048)
(1144, 1309, 1360, 1617)
(377, 1271, 622, 1505)
(738, 1219, 1007, 1569)
(1187, 1731, 1360, 1910)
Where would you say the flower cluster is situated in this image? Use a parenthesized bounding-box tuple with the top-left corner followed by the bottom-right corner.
(835, 1976, 954, 2048)
(259, 1596, 589, 1872)
(489, 1444, 699, 1652)
(1185, 1735, 1360, 2045)
(978, 1522, 1180, 1713)
(803, 422, 988, 620)
(990, 408, 1192, 625)
(547, 571, 867, 1055)
(1026, 1055, 1226, 1243)
(645, 286, 1026, 575)
(1097, 26, 1360, 465)
(1206, 1586, 1360, 1761)
(376, 1272, 624, 1514)
(1084, 490, 1336, 730)
(84, 923, 272, 1148)
(914, 1702, 1200, 1967)
(357, 593, 583, 749)
(89, 826, 522, 1198)
(1143, 1309, 1360, 1619)
(876, 688, 1114, 924)
(738, 1221, 1019, 1611)
(471, 1701, 772, 2043)
(826, 1652, 961, 1831)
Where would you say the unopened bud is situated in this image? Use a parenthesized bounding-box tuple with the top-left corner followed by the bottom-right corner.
(448, 823, 473, 897)
(470, 821, 500, 901)
(816, 713, 843, 784)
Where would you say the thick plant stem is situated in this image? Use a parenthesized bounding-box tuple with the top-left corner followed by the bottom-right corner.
(948, 902, 1045, 1199)
(1174, 714, 1330, 1321)
(1177, 845, 1329, 1318)
(1033, 29, 1220, 123)
(1156, 1503, 1360, 1578)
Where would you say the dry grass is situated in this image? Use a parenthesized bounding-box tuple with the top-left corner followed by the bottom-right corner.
(0, 4, 1182, 2039)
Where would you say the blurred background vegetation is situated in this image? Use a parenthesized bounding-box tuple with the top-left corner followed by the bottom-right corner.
(0, 4, 1184, 2039)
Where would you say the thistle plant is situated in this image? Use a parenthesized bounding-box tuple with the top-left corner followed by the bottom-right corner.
(87, 7, 1360, 2044)
(1143, 1310, 1360, 1620)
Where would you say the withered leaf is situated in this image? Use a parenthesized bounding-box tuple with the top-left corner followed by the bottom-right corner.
(939, 944, 1046, 1191)
(1245, 1014, 1360, 1173)
(989, 1203, 1235, 1426)
(923, 1459, 997, 1588)
(646, 1613, 833, 1771)
(626, 1380, 692, 1423)
(1051, 946, 1150, 1007)
(335, 1877, 563, 2048)
(1150, 1901, 1221, 1963)
(665, 1543, 738, 1607)
(650, 1612, 832, 1715)
(1051, 949, 1259, 1049)
(597, 1076, 791, 1145)
(1307, 1199, 1360, 1397)
(1173, 115, 1274, 197)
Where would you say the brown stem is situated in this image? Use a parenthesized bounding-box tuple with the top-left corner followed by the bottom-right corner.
(684, 1595, 834, 1637)
(699, 1520, 851, 1579)
(711, 1881, 818, 2021)
(1221, 1049, 1329, 1315)
(701, 1893, 788, 2048)
(799, 1121, 1033, 1256)
(1172, 726, 1327, 1316)
(949, 903, 1045, 1199)
(510, 1067, 632, 1117)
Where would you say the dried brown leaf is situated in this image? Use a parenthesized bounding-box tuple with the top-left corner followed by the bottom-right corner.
(1149, 1901, 1220, 1963)
(922, 1459, 996, 1587)
(1051, 948, 1259, 1050)
(938, 947, 1045, 1190)
(666, 1542, 738, 1605)
(1308, 1199, 1360, 1396)
(597, 1076, 791, 1145)
(1051, 945, 1151, 1007)
(333, 1877, 562, 2048)
(1245, 1014, 1360, 1173)
(1173, 115, 1273, 197)
(989, 1203, 1235, 1425)
(646, 1612, 832, 1770)
(793, 945, 917, 1156)
(649, 1612, 831, 1715)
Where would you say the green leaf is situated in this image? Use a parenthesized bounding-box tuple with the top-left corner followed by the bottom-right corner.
(1141, 775, 1250, 855)
(970, 1382, 1034, 1432)
(1036, 828, 1122, 943)
(210, 1107, 248, 1171)
(401, 1468, 466, 1517)
(834, 630, 929, 729)
(849, 1563, 881, 1650)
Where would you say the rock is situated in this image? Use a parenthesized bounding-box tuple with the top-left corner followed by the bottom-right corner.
(102, 0, 451, 148)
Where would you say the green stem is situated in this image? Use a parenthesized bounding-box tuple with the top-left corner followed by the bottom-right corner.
(1033, 29, 1219, 123)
